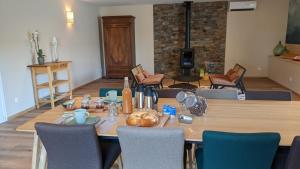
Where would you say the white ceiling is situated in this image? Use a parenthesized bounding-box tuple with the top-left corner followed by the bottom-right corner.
(80, 0, 227, 6)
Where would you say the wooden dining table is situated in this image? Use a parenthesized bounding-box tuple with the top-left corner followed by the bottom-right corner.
(17, 97, 300, 169)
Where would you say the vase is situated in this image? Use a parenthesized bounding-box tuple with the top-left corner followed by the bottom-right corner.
(199, 68, 205, 77)
(273, 41, 287, 56)
(37, 56, 45, 65)
(203, 73, 209, 81)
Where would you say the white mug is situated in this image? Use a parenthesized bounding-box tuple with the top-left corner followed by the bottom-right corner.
(74, 109, 89, 124)
(106, 90, 118, 102)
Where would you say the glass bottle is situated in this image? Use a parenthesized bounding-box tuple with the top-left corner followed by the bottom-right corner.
(122, 77, 133, 114)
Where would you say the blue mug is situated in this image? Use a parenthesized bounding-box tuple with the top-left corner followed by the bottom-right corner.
(74, 109, 89, 124)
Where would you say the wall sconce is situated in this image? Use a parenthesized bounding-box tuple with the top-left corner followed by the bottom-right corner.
(66, 10, 74, 25)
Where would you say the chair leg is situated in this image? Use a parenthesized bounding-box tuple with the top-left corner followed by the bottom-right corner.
(184, 143, 193, 169)
(131, 80, 136, 88)
(188, 149, 193, 169)
(38, 146, 47, 169)
(31, 133, 47, 169)
(240, 81, 246, 93)
(236, 82, 246, 94)
(116, 155, 123, 169)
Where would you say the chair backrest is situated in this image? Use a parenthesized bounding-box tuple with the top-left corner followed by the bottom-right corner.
(245, 90, 292, 101)
(131, 64, 142, 84)
(99, 88, 122, 97)
(201, 131, 280, 169)
(196, 89, 238, 100)
(35, 123, 103, 169)
(233, 64, 239, 71)
(285, 136, 300, 169)
(157, 89, 192, 98)
(117, 127, 185, 169)
(233, 64, 246, 84)
(136, 64, 144, 73)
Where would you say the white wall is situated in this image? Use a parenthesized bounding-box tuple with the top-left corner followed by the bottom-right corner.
(99, 5, 155, 73)
(0, 0, 101, 117)
(0, 73, 7, 123)
(98, 0, 289, 77)
(225, 0, 289, 77)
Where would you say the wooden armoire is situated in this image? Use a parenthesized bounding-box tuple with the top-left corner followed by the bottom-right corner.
(100, 16, 136, 79)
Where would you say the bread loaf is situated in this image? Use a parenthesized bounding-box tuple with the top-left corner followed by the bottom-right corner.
(126, 111, 159, 127)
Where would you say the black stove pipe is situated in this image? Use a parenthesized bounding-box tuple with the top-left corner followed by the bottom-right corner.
(184, 1, 192, 49)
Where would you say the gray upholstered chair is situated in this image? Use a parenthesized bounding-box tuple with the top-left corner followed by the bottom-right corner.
(272, 136, 300, 169)
(285, 136, 300, 169)
(196, 89, 238, 100)
(117, 126, 185, 169)
(35, 123, 121, 169)
(245, 90, 292, 101)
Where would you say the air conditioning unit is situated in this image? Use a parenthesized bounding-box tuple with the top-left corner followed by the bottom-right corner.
(229, 0, 257, 11)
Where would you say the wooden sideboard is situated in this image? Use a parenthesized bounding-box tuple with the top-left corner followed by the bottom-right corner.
(100, 16, 136, 78)
(28, 61, 72, 109)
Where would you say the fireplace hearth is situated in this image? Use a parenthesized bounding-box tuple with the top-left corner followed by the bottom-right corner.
(154, 1, 228, 77)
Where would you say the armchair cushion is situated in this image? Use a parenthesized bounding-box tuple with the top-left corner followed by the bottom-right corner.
(142, 76, 163, 85)
(226, 69, 235, 76)
(136, 72, 146, 83)
(143, 70, 152, 78)
(209, 74, 227, 78)
(227, 72, 239, 82)
(152, 74, 164, 79)
(211, 77, 235, 86)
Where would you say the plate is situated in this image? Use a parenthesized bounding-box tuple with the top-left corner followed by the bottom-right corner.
(63, 116, 101, 125)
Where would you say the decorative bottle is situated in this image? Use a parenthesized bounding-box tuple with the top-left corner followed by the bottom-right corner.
(122, 77, 133, 114)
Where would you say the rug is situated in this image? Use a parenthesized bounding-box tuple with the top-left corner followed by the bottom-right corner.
(168, 83, 198, 89)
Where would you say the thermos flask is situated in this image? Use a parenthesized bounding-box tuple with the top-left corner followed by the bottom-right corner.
(144, 86, 158, 110)
(135, 85, 144, 109)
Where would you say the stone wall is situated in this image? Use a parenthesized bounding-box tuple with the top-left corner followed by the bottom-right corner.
(154, 1, 228, 77)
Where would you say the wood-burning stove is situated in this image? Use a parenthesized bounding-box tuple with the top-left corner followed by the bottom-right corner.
(180, 1, 194, 75)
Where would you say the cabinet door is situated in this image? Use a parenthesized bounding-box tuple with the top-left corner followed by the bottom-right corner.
(103, 24, 133, 78)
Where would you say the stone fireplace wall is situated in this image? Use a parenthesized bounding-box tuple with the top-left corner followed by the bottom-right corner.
(154, 1, 228, 77)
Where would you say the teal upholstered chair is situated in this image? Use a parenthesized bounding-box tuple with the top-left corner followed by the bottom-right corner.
(196, 131, 280, 169)
(99, 88, 135, 97)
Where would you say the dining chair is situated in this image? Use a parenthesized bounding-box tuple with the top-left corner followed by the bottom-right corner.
(284, 136, 300, 169)
(245, 90, 292, 101)
(99, 88, 122, 97)
(195, 89, 239, 100)
(117, 126, 185, 169)
(99, 87, 135, 97)
(156, 88, 196, 169)
(196, 131, 280, 169)
(271, 146, 290, 169)
(35, 123, 121, 169)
